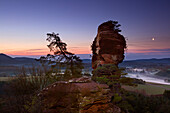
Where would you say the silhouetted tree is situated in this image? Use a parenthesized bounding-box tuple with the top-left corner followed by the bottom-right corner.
(38, 32, 83, 78)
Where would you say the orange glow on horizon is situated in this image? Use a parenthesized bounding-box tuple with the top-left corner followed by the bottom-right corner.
(2, 47, 92, 56)
(1, 44, 169, 56)
(2, 48, 168, 56)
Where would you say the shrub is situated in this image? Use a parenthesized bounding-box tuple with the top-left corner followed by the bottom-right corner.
(2, 66, 58, 113)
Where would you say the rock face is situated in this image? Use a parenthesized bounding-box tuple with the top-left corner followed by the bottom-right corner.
(91, 21, 126, 69)
(39, 76, 121, 113)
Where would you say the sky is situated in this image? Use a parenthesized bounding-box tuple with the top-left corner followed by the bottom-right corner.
(0, 0, 170, 60)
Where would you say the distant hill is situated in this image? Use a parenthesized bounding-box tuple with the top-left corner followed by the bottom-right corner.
(82, 58, 170, 68)
(0, 53, 170, 67)
(0, 53, 16, 64)
(0, 53, 91, 66)
(0, 54, 170, 76)
(82, 59, 91, 63)
(0, 53, 38, 66)
(127, 58, 170, 63)
(119, 58, 170, 67)
(156, 69, 170, 78)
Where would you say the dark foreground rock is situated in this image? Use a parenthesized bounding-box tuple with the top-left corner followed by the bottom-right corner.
(38, 76, 120, 113)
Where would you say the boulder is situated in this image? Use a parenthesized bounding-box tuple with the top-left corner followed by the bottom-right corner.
(38, 76, 120, 113)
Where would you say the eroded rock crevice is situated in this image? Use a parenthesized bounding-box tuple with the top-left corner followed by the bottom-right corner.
(91, 21, 126, 69)
(39, 76, 121, 113)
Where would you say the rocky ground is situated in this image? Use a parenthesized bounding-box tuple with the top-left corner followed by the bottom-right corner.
(38, 76, 121, 113)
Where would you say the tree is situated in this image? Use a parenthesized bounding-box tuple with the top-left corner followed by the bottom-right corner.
(92, 64, 126, 93)
(38, 32, 84, 79)
(92, 64, 137, 104)
(106, 20, 122, 32)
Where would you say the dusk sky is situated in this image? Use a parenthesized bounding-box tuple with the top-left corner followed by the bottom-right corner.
(0, 0, 170, 60)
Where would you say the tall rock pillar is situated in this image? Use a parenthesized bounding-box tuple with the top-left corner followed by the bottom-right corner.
(91, 21, 126, 69)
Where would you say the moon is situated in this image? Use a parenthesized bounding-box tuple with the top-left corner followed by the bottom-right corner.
(152, 38, 155, 41)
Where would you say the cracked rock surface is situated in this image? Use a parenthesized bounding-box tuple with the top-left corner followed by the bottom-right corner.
(39, 76, 120, 113)
(91, 21, 126, 69)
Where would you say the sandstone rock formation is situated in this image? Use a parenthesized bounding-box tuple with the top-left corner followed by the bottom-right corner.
(91, 21, 126, 69)
(38, 76, 121, 113)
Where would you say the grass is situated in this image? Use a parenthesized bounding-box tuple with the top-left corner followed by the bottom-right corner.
(156, 84, 170, 89)
(0, 77, 12, 81)
(122, 83, 170, 95)
(0, 76, 39, 81)
(146, 82, 170, 89)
